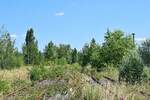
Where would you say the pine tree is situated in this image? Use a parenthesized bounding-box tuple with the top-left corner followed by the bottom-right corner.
(22, 28, 39, 65)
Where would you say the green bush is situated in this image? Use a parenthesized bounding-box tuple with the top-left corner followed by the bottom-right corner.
(30, 66, 49, 81)
(55, 58, 67, 65)
(48, 65, 66, 79)
(0, 80, 10, 93)
(30, 65, 66, 81)
(142, 67, 150, 83)
(119, 50, 144, 84)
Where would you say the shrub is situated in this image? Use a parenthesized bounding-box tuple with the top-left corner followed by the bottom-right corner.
(0, 80, 10, 93)
(30, 66, 49, 81)
(119, 50, 144, 84)
(142, 67, 150, 83)
(48, 65, 65, 79)
(30, 65, 66, 81)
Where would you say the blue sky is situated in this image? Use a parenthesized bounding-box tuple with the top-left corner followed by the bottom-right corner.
(0, 0, 150, 51)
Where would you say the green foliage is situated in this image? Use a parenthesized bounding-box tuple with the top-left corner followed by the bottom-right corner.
(22, 28, 39, 65)
(79, 43, 90, 67)
(57, 44, 72, 64)
(70, 63, 82, 72)
(71, 48, 78, 64)
(0, 29, 22, 69)
(142, 67, 150, 83)
(80, 38, 97, 67)
(0, 80, 10, 93)
(47, 65, 65, 79)
(44, 41, 57, 62)
(90, 45, 106, 71)
(55, 58, 68, 65)
(80, 30, 135, 71)
(95, 66, 118, 80)
(119, 50, 144, 84)
(37, 51, 44, 65)
(30, 66, 49, 81)
(30, 65, 66, 81)
(139, 38, 150, 67)
(102, 30, 135, 67)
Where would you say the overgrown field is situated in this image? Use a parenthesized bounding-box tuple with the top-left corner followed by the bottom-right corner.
(0, 64, 149, 100)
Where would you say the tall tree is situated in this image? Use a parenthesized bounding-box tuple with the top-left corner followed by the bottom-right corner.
(71, 48, 78, 64)
(22, 28, 39, 65)
(102, 30, 135, 66)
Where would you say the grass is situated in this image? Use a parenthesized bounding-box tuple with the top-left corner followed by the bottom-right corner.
(0, 66, 30, 82)
(0, 65, 149, 100)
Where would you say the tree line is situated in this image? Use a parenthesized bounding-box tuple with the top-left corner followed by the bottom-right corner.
(22, 28, 136, 68)
(0, 27, 150, 84)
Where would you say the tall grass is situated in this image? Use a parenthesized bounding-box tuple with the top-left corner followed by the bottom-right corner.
(0, 66, 30, 82)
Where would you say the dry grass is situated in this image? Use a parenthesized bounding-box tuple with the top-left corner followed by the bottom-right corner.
(0, 66, 30, 82)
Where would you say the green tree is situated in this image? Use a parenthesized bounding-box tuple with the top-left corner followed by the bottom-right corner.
(139, 38, 150, 67)
(22, 28, 39, 65)
(89, 38, 97, 64)
(119, 50, 144, 84)
(57, 44, 72, 64)
(90, 44, 105, 71)
(79, 43, 90, 67)
(71, 48, 78, 64)
(79, 38, 97, 67)
(0, 29, 22, 69)
(102, 30, 135, 67)
(44, 41, 57, 62)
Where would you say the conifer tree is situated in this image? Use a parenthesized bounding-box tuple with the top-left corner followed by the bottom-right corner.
(22, 28, 39, 65)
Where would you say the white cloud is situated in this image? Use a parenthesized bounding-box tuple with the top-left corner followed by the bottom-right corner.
(10, 34, 17, 39)
(135, 38, 146, 42)
(55, 12, 64, 16)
